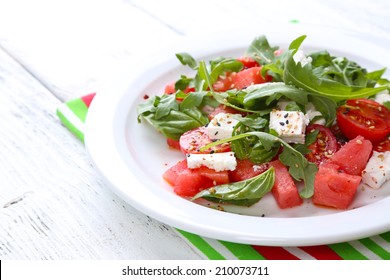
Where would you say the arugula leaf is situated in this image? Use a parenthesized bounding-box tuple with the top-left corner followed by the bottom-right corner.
(200, 132, 318, 198)
(137, 93, 208, 140)
(155, 94, 179, 119)
(179, 91, 209, 110)
(308, 94, 337, 127)
(243, 82, 309, 108)
(289, 35, 307, 52)
(246, 35, 279, 65)
(209, 58, 243, 81)
(192, 167, 275, 206)
(231, 117, 279, 164)
(175, 75, 194, 91)
(283, 53, 387, 101)
(197, 61, 214, 92)
(195, 58, 243, 91)
(176, 53, 198, 69)
(211, 91, 271, 115)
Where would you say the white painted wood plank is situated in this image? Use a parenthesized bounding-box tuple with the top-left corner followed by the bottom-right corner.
(0, 48, 202, 259)
(0, 0, 182, 100)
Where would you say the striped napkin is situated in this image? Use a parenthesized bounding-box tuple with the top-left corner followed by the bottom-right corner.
(57, 93, 390, 260)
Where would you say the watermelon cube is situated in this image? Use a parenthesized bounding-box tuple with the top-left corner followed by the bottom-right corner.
(313, 163, 362, 209)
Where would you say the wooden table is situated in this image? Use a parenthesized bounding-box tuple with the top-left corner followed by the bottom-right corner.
(0, 0, 389, 259)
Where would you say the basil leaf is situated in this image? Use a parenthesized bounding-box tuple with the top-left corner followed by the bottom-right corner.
(176, 52, 198, 69)
(200, 132, 318, 198)
(192, 167, 275, 206)
(142, 108, 208, 140)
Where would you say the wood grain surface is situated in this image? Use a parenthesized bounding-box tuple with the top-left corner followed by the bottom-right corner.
(0, 0, 389, 259)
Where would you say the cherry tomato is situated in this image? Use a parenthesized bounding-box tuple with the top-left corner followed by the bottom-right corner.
(336, 99, 390, 143)
(179, 126, 231, 154)
(305, 124, 338, 166)
(374, 137, 390, 152)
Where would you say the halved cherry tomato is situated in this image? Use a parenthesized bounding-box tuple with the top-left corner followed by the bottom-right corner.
(179, 126, 231, 154)
(374, 137, 390, 152)
(336, 99, 390, 143)
(305, 124, 338, 166)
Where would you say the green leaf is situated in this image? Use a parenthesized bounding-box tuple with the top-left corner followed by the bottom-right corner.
(200, 131, 318, 198)
(176, 52, 198, 69)
(175, 75, 193, 91)
(384, 101, 390, 110)
(179, 91, 209, 110)
(308, 94, 337, 127)
(142, 108, 208, 140)
(212, 91, 271, 115)
(243, 82, 309, 108)
(283, 54, 387, 101)
(288, 35, 306, 52)
(231, 118, 279, 164)
(209, 58, 243, 81)
(155, 94, 179, 119)
(196, 61, 214, 92)
(192, 167, 275, 206)
(246, 35, 278, 65)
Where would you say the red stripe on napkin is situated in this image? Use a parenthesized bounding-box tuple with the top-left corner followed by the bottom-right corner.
(81, 93, 96, 107)
(252, 246, 300, 260)
(299, 245, 342, 260)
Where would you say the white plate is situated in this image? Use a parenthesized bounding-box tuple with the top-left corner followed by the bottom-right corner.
(85, 25, 390, 246)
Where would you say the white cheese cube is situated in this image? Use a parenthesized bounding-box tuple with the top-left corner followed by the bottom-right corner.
(269, 110, 308, 144)
(186, 152, 237, 172)
(362, 151, 390, 189)
(374, 91, 390, 105)
(305, 103, 325, 125)
(206, 113, 240, 140)
(293, 50, 312, 67)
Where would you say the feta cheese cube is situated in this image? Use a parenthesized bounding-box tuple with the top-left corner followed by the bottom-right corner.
(293, 50, 312, 67)
(269, 110, 308, 144)
(361, 151, 390, 189)
(305, 103, 325, 126)
(186, 152, 237, 171)
(374, 91, 390, 105)
(206, 113, 240, 140)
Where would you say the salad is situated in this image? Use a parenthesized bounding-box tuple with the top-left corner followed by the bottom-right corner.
(137, 35, 390, 211)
